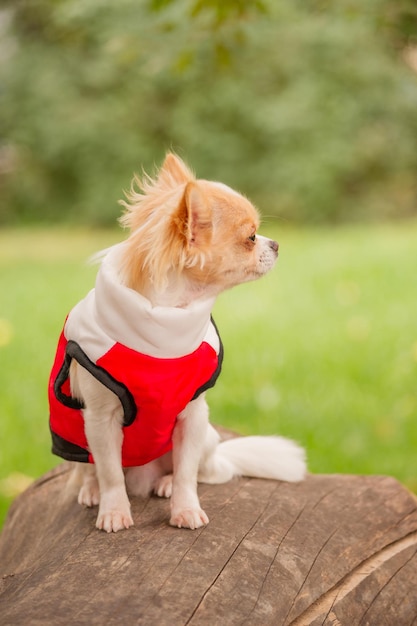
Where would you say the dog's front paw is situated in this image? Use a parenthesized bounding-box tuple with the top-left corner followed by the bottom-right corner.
(170, 508, 209, 530)
(154, 474, 173, 498)
(96, 509, 134, 533)
(96, 491, 134, 533)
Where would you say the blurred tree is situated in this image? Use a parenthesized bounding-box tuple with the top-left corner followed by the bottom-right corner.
(1, 0, 417, 224)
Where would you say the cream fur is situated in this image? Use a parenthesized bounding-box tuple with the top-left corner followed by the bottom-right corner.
(70, 153, 307, 533)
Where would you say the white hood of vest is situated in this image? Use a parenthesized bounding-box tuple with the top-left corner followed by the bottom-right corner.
(64, 244, 219, 361)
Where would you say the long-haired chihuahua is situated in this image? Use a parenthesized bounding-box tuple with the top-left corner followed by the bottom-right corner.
(48, 154, 306, 533)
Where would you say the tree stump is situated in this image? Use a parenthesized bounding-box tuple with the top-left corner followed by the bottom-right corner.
(1, 461, 417, 625)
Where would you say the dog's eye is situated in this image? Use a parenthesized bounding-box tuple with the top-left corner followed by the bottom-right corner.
(248, 234, 256, 242)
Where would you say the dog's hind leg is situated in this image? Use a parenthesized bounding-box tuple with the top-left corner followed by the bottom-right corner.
(125, 454, 171, 498)
(197, 424, 236, 484)
(74, 463, 100, 507)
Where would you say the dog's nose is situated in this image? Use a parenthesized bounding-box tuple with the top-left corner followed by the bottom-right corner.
(269, 240, 279, 253)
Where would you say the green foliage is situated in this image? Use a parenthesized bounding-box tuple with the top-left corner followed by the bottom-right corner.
(1, 223, 417, 527)
(1, 0, 417, 224)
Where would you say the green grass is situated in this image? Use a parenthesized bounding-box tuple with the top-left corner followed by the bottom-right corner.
(1, 222, 417, 528)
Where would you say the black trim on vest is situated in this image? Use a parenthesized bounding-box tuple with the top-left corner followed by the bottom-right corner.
(54, 347, 85, 410)
(50, 427, 90, 463)
(54, 340, 138, 427)
(192, 317, 224, 400)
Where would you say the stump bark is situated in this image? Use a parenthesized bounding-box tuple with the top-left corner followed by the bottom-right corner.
(1, 461, 417, 625)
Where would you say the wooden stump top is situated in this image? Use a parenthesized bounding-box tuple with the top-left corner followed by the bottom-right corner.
(1, 465, 417, 625)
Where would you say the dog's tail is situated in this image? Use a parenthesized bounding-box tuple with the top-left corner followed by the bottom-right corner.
(198, 426, 307, 485)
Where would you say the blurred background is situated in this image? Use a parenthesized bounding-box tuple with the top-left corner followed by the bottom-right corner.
(2, 0, 417, 225)
(1, 0, 417, 526)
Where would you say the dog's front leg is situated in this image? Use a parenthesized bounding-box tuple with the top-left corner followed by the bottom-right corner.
(170, 394, 209, 529)
(83, 405, 133, 533)
(73, 364, 133, 533)
(83, 404, 133, 533)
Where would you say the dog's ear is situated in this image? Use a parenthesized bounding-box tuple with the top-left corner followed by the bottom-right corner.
(175, 182, 212, 249)
(158, 153, 194, 187)
(186, 182, 213, 248)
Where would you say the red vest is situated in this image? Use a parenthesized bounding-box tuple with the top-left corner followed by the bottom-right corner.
(49, 325, 223, 467)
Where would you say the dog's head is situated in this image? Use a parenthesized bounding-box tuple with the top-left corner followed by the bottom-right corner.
(119, 153, 278, 303)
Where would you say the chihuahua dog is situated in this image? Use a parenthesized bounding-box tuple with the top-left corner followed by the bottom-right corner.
(48, 153, 306, 533)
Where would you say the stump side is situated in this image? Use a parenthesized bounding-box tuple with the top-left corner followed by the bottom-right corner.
(1, 467, 417, 625)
